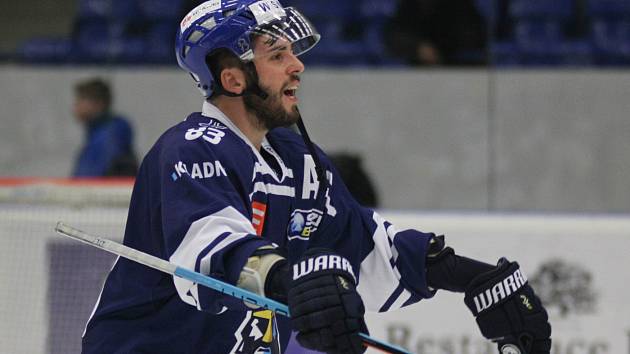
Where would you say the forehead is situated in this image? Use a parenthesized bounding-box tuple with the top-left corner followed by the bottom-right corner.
(75, 94, 101, 103)
(253, 34, 292, 54)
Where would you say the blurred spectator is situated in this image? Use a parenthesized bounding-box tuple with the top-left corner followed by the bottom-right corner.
(329, 153, 379, 208)
(72, 78, 138, 177)
(385, 0, 487, 66)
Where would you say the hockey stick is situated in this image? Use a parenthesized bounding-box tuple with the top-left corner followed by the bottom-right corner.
(54, 222, 411, 354)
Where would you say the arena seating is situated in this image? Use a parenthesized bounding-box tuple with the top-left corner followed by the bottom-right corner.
(15, 0, 630, 67)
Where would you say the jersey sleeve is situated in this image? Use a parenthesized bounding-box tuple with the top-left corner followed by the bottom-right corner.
(354, 209, 437, 312)
(159, 133, 272, 314)
(306, 152, 437, 313)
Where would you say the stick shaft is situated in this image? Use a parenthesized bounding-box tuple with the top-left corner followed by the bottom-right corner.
(55, 222, 177, 274)
(54, 222, 411, 354)
(54, 222, 289, 316)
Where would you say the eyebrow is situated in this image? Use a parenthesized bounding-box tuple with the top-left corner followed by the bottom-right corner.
(267, 45, 288, 54)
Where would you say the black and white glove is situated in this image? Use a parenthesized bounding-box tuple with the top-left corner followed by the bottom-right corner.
(464, 258, 552, 354)
(288, 249, 367, 354)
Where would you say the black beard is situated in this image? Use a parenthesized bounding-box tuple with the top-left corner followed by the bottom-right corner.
(243, 84, 300, 130)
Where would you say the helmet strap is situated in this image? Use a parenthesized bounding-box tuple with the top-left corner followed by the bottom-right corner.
(212, 62, 268, 100)
(294, 107, 328, 206)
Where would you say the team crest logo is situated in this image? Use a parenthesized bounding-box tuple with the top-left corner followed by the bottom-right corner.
(287, 209, 323, 240)
(231, 310, 280, 354)
(238, 38, 250, 52)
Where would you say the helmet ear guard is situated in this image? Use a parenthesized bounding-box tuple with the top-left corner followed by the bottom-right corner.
(175, 0, 320, 97)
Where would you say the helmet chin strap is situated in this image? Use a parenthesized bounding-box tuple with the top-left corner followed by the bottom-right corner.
(211, 62, 325, 204)
(213, 62, 269, 100)
(294, 107, 329, 215)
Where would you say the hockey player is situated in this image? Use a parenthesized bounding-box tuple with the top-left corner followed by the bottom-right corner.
(82, 1, 551, 353)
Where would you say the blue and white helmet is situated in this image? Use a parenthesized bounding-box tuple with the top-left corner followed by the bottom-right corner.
(176, 0, 320, 97)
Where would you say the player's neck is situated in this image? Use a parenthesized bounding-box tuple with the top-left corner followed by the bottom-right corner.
(212, 97, 267, 150)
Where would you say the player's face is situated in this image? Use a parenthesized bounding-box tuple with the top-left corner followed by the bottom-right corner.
(244, 35, 305, 130)
(73, 96, 106, 123)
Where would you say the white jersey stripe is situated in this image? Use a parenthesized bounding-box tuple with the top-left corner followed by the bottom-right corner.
(390, 287, 412, 311)
(357, 212, 403, 312)
(385, 223, 400, 263)
(169, 206, 257, 309)
(199, 232, 249, 275)
(250, 182, 296, 198)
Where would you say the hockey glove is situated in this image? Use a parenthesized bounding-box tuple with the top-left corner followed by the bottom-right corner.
(288, 249, 367, 354)
(464, 258, 551, 354)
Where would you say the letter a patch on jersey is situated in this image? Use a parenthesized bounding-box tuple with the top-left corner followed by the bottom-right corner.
(251, 201, 267, 236)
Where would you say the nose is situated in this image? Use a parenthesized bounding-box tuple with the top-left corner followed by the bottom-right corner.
(288, 53, 305, 75)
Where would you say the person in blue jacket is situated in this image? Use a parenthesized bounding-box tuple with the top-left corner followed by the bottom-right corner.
(72, 78, 138, 177)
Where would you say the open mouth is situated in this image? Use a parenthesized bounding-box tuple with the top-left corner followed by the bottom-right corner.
(283, 86, 298, 98)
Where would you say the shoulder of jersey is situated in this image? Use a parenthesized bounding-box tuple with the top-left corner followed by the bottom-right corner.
(268, 127, 332, 163)
(158, 112, 251, 154)
(268, 127, 307, 150)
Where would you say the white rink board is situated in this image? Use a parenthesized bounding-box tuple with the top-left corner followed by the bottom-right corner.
(1, 209, 629, 353)
(366, 212, 630, 354)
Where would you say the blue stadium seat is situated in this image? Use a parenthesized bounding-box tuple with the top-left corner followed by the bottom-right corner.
(587, 0, 630, 65)
(510, 0, 596, 67)
(287, 0, 358, 20)
(74, 19, 110, 48)
(137, 0, 184, 21)
(110, 38, 146, 63)
(146, 22, 178, 63)
(273, 0, 394, 66)
(490, 41, 521, 66)
(360, 0, 397, 18)
(515, 20, 563, 43)
(514, 20, 593, 66)
(561, 41, 594, 66)
(77, 0, 111, 18)
(303, 32, 370, 67)
(518, 40, 592, 66)
(589, 0, 630, 19)
(360, 21, 406, 66)
(77, 0, 139, 20)
(591, 19, 630, 65)
(510, 0, 573, 19)
(17, 38, 73, 63)
(474, 0, 495, 22)
(75, 40, 110, 63)
(592, 19, 630, 44)
(73, 18, 112, 62)
(72, 0, 149, 64)
(27, 0, 402, 66)
(74, 36, 146, 64)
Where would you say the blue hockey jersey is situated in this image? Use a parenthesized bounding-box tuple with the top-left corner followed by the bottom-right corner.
(82, 102, 436, 354)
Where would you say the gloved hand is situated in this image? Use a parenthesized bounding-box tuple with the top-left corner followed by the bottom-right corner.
(288, 249, 367, 354)
(464, 258, 552, 354)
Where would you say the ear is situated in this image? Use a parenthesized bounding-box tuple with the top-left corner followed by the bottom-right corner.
(220, 67, 246, 95)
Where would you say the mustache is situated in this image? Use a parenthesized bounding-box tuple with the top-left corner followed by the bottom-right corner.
(283, 75, 301, 89)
